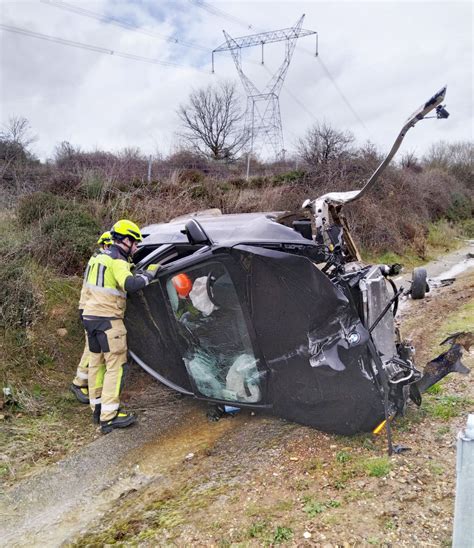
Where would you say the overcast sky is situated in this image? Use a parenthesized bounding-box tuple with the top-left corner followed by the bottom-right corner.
(0, 0, 472, 161)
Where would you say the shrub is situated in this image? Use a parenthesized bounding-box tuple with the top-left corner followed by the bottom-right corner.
(17, 192, 69, 226)
(35, 209, 100, 275)
(45, 172, 82, 195)
(446, 192, 473, 222)
(272, 170, 307, 185)
(461, 218, 474, 238)
(178, 169, 205, 185)
(79, 172, 106, 200)
(0, 252, 42, 328)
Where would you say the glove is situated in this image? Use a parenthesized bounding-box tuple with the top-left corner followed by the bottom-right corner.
(136, 270, 155, 286)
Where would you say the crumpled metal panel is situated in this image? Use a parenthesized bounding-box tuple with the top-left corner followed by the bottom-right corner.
(233, 245, 385, 434)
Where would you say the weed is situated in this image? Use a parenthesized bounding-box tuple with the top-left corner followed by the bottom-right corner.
(426, 383, 443, 395)
(429, 462, 445, 475)
(293, 478, 310, 491)
(326, 500, 341, 508)
(80, 172, 106, 200)
(362, 457, 392, 478)
(303, 497, 326, 517)
(333, 480, 346, 490)
(0, 464, 10, 477)
(248, 521, 267, 538)
(461, 218, 474, 238)
(336, 450, 351, 463)
(303, 496, 341, 517)
(427, 220, 462, 251)
(273, 526, 293, 544)
(384, 518, 396, 530)
(305, 457, 323, 473)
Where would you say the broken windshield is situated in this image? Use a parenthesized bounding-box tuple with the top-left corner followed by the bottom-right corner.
(166, 261, 263, 403)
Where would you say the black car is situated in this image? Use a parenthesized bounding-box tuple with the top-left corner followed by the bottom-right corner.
(125, 87, 466, 438)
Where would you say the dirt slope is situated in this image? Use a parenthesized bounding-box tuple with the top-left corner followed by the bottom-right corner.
(1, 252, 473, 547)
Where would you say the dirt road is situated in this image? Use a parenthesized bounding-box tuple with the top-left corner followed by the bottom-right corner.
(1, 246, 473, 547)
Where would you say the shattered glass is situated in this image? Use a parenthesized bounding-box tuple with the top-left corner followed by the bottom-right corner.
(166, 262, 263, 403)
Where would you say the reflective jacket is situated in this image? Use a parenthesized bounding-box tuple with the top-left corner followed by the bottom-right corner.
(82, 245, 136, 319)
(78, 254, 97, 311)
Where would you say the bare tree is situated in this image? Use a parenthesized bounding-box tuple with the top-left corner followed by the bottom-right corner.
(178, 81, 249, 162)
(0, 116, 38, 165)
(1, 116, 37, 147)
(297, 122, 354, 167)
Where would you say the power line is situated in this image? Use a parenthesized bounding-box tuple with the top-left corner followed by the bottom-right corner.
(315, 55, 368, 132)
(262, 64, 318, 123)
(0, 24, 211, 73)
(293, 43, 368, 132)
(41, 0, 211, 52)
(189, 0, 256, 30)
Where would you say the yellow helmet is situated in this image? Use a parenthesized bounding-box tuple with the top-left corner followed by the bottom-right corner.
(111, 219, 143, 242)
(97, 231, 112, 246)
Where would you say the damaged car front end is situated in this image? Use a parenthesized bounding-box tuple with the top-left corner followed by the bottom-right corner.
(125, 86, 469, 439)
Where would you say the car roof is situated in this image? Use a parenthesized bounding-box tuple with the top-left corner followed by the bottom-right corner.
(141, 211, 312, 246)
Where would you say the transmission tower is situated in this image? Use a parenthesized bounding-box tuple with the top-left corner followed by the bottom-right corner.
(212, 15, 317, 173)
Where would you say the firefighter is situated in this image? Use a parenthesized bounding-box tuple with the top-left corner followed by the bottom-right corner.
(70, 231, 112, 404)
(82, 220, 154, 433)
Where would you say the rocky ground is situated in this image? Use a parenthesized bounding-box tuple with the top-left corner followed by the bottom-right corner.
(0, 249, 473, 547)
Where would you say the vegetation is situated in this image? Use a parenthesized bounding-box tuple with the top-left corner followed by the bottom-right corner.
(177, 81, 249, 161)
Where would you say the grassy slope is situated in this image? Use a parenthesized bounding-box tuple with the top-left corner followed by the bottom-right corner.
(0, 213, 95, 481)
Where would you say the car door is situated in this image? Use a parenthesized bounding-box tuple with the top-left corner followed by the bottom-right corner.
(126, 249, 270, 407)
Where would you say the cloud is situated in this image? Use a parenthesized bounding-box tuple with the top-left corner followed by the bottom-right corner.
(0, 0, 472, 161)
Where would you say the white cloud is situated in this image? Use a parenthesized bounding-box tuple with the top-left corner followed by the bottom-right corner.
(0, 0, 472, 161)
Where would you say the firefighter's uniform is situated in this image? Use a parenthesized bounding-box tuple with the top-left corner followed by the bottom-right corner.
(70, 232, 112, 404)
(82, 220, 151, 432)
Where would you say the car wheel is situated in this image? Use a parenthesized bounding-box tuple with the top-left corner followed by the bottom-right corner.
(411, 267, 427, 299)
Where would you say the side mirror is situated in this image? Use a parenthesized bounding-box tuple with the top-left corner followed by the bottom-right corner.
(184, 219, 212, 246)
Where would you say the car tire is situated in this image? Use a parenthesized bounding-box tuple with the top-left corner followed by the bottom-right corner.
(411, 267, 427, 299)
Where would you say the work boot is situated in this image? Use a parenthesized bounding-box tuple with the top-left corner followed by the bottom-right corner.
(70, 383, 90, 404)
(100, 411, 136, 434)
(93, 404, 101, 425)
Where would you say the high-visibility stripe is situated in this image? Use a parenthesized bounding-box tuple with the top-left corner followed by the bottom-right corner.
(85, 283, 126, 298)
(96, 365, 106, 389)
(76, 371, 89, 380)
(90, 398, 102, 405)
(101, 402, 120, 412)
(115, 365, 124, 397)
(97, 264, 106, 287)
(84, 264, 91, 281)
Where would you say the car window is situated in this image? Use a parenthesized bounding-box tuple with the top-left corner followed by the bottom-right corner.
(166, 262, 262, 403)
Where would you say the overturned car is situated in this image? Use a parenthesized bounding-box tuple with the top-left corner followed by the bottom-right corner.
(125, 87, 468, 438)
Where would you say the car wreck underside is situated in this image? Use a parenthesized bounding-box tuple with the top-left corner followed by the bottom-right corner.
(125, 86, 469, 437)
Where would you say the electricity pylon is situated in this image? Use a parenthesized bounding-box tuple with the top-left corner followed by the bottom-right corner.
(212, 15, 317, 175)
